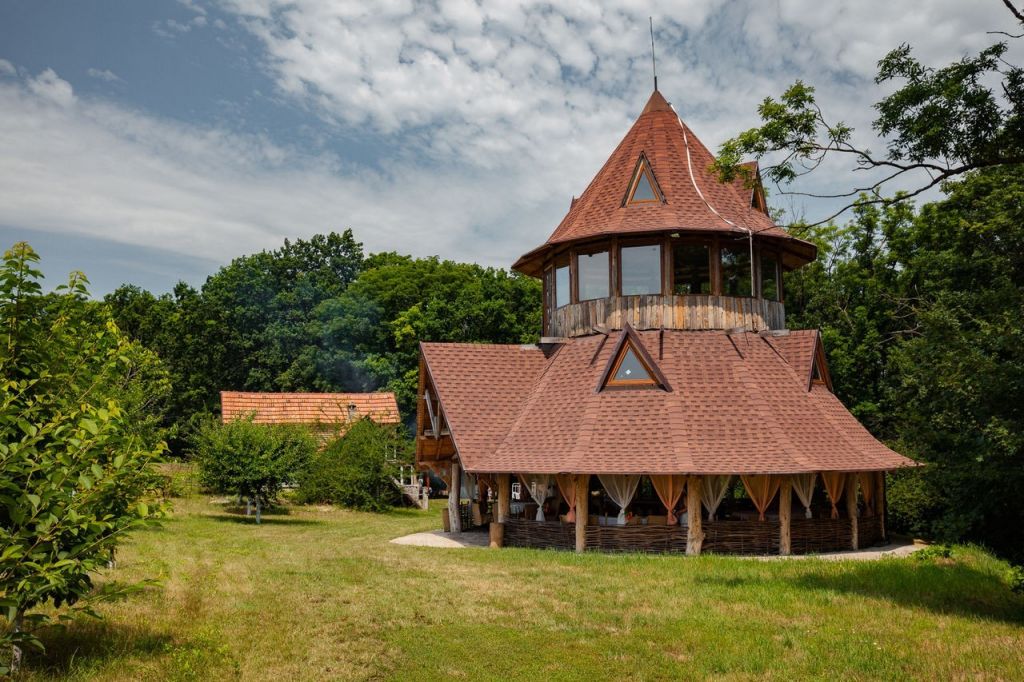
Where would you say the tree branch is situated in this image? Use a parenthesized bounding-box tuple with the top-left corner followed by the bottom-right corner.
(1001, 0, 1024, 24)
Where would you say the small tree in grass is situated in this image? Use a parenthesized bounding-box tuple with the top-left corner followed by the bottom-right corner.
(192, 417, 315, 522)
(297, 419, 408, 512)
(0, 243, 168, 673)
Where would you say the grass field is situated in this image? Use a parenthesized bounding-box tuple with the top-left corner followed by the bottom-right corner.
(18, 493, 1024, 681)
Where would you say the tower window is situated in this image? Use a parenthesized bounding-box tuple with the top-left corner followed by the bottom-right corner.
(720, 245, 752, 297)
(672, 242, 711, 295)
(620, 244, 662, 296)
(555, 261, 570, 307)
(577, 250, 609, 301)
(760, 253, 780, 301)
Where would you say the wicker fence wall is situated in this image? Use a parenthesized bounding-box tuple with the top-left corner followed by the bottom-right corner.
(501, 517, 873, 555)
(702, 520, 780, 555)
(857, 515, 883, 548)
(585, 524, 688, 553)
(790, 518, 853, 554)
(504, 519, 574, 550)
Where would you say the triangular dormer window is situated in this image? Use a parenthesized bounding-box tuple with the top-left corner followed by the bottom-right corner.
(611, 346, 654, 385)
(624, 154, 663, 206)
(597, 323, 671, 391)
(808, 333, 833, 392)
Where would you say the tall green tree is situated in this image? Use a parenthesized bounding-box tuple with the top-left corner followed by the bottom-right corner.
(316, 254, 541, 414)
(0, 244, 167, 672)
(885, 167, 1024, 561)
(784, 168, 1024, 563)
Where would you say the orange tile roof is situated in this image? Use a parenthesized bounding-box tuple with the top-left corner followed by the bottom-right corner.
(221, 391, 400, 426)
(513, 90, 816, 276)
(420, 330, 916, 475)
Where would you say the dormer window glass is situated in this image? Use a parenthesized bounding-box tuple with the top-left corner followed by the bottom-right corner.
(620, 244, 662, 295)
(578, 250, 609, 301)
(598, 324, 671, 391)
(612, 346, 653, 384)
(624, 154, 663, 206)
(631, 169, 658, 202)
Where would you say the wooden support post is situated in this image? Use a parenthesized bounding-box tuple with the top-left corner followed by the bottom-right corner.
(497, 473, 511, 524)
(448, 460, 462, 533)
(876, 470, 887, 542)
(575, 474, 589, 553)
(779, 476, 792, 556)
(846, 473, 859, 550)
(686, 475, 704, 556)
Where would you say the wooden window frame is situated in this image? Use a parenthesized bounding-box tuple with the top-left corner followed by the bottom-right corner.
(574, 245, 611, 302)
(718, 239, 756, 299)
(622, 153, 665, 206)
(605, 341, 659, 388)
(618, 239, 664, 297)
(669, 237, 715, 296)
(552, 252, 571, 308)
(759, 249, 781, 302)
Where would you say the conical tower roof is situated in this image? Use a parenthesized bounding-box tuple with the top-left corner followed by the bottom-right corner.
(513, 90, 816, 276)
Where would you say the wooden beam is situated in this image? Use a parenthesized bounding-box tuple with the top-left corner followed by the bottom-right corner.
(497, 473, 511, 524)
(686, 475, 704, 556)
(575, 474, 589, 553)
(846, 473, 859, 550)
(448, 459, 462, 533)
(778, 476, 792, 556)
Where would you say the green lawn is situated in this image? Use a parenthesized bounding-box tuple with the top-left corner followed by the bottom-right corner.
(19, 495, 1024, 681)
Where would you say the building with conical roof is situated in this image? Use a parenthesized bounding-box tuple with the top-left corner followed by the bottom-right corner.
(416, 89, 916, 555)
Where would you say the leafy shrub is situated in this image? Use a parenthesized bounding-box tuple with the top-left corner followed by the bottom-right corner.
(0, 243, 167, 672)
(914, 544, 954, 562)
(1008, 565, 1024, 594)
(886, 467, 943, 538)
(296, 419, 408, 511)
(191, 417, 315, 517)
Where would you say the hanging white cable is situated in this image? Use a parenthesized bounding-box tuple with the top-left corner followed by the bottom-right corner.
(674, 106, 757, 305)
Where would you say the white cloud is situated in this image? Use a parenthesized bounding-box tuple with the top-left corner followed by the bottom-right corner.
(26, 69, 74, 107)
(86, 67, 121, 83)
(0, 2, 1021, 285)
(0, 59, 15, 77)
(0, 72, 555, 271)
(220, 0, 1020, 221)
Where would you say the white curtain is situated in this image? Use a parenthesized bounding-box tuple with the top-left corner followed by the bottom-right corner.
(701, 475, 732, 521)
(519, 474, 551, 522)
(792, 473, 816, 519)
(598, 475, 640, 525)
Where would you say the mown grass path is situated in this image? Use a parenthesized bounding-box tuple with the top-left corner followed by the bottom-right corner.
(22, 497, 1024, 681)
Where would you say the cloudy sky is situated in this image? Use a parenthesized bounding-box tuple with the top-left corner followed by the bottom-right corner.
(0, 1, 1017, 294)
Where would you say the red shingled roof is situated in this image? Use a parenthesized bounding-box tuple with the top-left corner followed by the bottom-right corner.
(221, 391, 400, 426)
(420, 330, 915, 475)
(419, 344, 551, 470)
(513, 90, 816, 276)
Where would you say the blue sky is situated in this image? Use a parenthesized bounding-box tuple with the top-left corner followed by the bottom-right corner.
(0, 1, 1016, 295)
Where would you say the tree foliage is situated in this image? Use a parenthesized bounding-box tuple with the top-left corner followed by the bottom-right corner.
(106, 233, 540, 440)
(192, 417, 316, 519)
(714, 4, 1024, 223)
(296, 419, 409, 512)
(0, 244, 167, 671)
(785, 166, 1024, 563)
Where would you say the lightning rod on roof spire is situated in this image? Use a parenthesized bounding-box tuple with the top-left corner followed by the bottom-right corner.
(649, 17, 658, 91)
